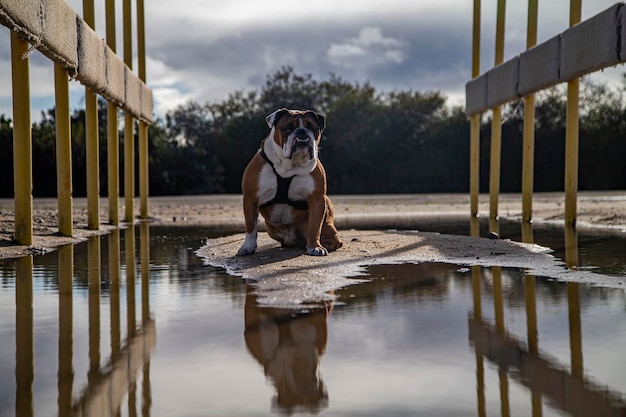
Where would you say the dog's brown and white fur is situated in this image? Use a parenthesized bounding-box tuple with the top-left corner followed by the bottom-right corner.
(237, 108, 342, 256)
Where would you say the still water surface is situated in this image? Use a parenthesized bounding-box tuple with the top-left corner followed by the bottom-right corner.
(0, 223, 625, 416)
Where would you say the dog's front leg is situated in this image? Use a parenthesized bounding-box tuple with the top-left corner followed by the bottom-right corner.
(237, 199, 259, 256)
(305, 197, 328, 256)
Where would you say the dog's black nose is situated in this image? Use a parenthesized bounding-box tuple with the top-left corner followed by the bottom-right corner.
(294, 128, 309, 140)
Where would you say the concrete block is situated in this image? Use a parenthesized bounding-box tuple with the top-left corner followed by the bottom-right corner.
(621, 4, 626, 61)
(0, 0, 42, 43)
(105, 47, 126, 107)
(561, 3, 622, 81)
(465, 72, 488, 116)
(487, 56, 519, 108)
(41, 0, 78, 74)
(519, 35, 561, 96)
(77, 18, 107, 92)
(140, 82, 154, 124)
(125, 67, 142, 118)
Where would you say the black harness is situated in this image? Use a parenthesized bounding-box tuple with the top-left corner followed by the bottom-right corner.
(258, 149, 309, 211)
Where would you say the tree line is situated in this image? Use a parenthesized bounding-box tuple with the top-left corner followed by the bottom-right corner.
(0, 67, 624, 197)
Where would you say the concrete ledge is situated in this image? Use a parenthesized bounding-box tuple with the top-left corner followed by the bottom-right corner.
(105, 47, 126, 107)
(465, 73, 489, 115)
(140, 82, 154, 124)
(77, 19, 107, 93)
(41, 0, 78, 74)
(0, 0, 153, 124)
(487, 57, 519, 108)
(0, 0, 41, 44)
(466, 3, 626, 116)
(519, 35, 560, 96)
(124, 67, 142, 118)
(561, 3, 622, 81)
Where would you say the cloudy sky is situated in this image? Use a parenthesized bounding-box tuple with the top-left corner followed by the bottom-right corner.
(0, 0, 623, 121)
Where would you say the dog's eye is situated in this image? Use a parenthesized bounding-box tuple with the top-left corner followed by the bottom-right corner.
(282, 123, 296, 133)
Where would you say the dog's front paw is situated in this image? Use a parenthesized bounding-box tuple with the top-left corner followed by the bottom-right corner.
(237, 245, 256, 256)
(237, 232, 258, 256)
(306, 246, 328, 256)
(237, 240, 257, 256)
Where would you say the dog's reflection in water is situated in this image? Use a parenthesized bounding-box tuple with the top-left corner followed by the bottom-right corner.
(244, 287, 331, 415)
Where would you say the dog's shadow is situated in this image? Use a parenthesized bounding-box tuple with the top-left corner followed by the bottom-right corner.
(234, 243, 306, 270)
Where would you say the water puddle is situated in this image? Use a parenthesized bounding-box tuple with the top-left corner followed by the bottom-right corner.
(0, 223, 625, 416)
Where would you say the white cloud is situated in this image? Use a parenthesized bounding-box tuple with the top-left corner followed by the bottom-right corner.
(327, 27, 408, 69)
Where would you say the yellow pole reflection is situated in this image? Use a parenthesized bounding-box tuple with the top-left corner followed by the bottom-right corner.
(129, 382, 138, 417)
(140, 222, 150, 323)
(15, 256, 34, 417)
(492, 266, 510, 417)
(58, 245, 74, 416)
(521, 221, 542, 415)
(88, 236, 102, 382)
(126, 225, 137, 338)
(140, 222, 152, 416)
(471, 266, 486, 417)
(142, 363, 152, 417)
(110, 229, 122, 356)
(525, 277, 538, 354)
(568, 282, 583, 379)
(564, 225, 583, 378)
(493, 267, 505, 334)
(525, 274, 543, 417)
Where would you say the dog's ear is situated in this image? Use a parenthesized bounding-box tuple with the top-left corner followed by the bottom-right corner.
(266, 108, 290, 129)
(306, 111, 326, 132)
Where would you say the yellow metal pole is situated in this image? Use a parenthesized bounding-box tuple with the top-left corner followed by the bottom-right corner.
(489, 0, 506, 230)
(565, 0, 582, 227)
(85, 90, 100, 230)
(84, 0, 100, 230)
(107, 105, 119, 224)
(55, 64, 73, 237)
(470, 116, 480, 217)
(125, 115, 135, 222)
(124, 0, 133, 68)
(11, 32, 33, 246)
(137, 0, 149, 219)
(139, 122, 149, 218)
(470, 0, 481, 218)
(106, 0, 120, 225)
(124, 0, 135, 222)
(137, 0, 146, 83)
(522, 0, 538, 223)
(489, 107, 502, 227)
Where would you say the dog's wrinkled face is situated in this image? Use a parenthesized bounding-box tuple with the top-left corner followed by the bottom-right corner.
(266, 108, 326, 161)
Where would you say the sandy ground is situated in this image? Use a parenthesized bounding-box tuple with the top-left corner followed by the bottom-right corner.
(0, 191, 625, 260)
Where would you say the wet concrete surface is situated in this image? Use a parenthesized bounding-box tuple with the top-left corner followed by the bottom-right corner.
(197, 229, 626, 306)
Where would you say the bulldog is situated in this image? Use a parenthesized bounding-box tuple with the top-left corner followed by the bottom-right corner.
(237, 108, 343, 256)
